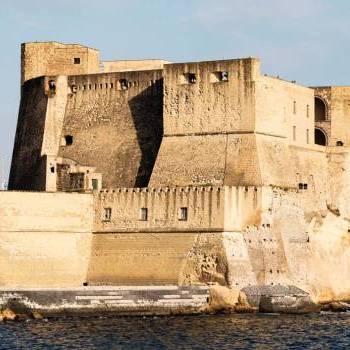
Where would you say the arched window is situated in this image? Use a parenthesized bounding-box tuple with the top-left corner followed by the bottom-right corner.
(315, 97, 326, 121)
(315, 128, 327, 146)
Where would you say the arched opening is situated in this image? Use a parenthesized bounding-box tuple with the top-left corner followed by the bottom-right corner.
(315, 128, 327, 146)
(315, 97, 326, 121)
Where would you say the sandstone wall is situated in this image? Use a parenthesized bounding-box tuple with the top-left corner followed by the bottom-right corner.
(8, 78, 48, 190)
(327, 87, 350, 147)
(21, 42, 100, 84)
(101, 60, 170, 73)
(0, 191, 93, 287)
(59, 70, 163, 188)
(256, 76, 314, 144)
(150, 58, 259, 187)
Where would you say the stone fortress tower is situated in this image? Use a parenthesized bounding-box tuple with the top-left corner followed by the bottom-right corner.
(2, 42, 350, 313)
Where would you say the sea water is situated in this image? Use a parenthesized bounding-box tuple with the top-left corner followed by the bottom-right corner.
(0, 313, 349, 349)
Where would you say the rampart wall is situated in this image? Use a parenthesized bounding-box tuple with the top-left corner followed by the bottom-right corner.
(0, 191, 93, 287)
(58, 69, 163, 188)
(21, 42, 100, 84)
(150, 58, 260, 187)
(256, 76, 314, 144)
(8, 78, 48, 190)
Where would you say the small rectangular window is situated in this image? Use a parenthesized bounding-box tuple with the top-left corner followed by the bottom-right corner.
(74, 57, 81, 64)
(293, 126, 296, 141)
(178, 207, 188, 221)
(182, 73, 196, 84)
(103, 208, 112, 221)
(211, 71, 229, 83)
(92, 179, 98, 190)
(64, 135, 73, 146)
(140, 208, 148, 221)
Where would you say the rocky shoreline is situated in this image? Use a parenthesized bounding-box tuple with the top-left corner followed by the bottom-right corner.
(0, 285, 349, 321)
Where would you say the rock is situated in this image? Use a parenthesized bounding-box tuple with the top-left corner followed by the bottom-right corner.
(322, 301, 350, 312)
(235, 291, 256, 313)
(31, 311, 44, 319)
(207, 286, 255, 313)
(1, 308, 19, 321)
(242, 285, 321, 314)
(259, 295, 320, 314)
(208, 286, 239, 312)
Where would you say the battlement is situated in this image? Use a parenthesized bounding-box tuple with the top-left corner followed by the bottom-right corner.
(94, 185, 263, 233)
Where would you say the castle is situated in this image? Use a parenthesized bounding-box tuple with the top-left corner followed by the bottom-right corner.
(1, 42, 350, 314)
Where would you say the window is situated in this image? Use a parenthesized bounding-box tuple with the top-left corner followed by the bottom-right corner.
(307, 105, 310, 118)
(298, 183, 308, 190)
(306, 129, 309, 144)
(92, 179, 98, 190)
(293, 126, 296, 141)
(48, 80, 56, 93)
(211, 71, 229, 83)
(74, 57, 81, 64)
(182, 73, 197, 84)
(50, 166, 55, 173)
(293, 101, 297, 114)
(118, 79, 129, 90)
(103, 208, 112, 221)
(178, 207, 188, 221)
(140, 208, 148, 221)
(64, 135, 73, 146)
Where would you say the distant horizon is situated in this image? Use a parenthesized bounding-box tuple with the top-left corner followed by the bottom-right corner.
(1, 0, 350, 185)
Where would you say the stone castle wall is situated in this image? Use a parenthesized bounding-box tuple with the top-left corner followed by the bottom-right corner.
(58, 70, 163, 188)
(21, 42, 100, 84)
(0, 191, 93, 287)
(8, 78, 48, 190)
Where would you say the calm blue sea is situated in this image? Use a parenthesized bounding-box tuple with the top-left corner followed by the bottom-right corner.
(0, 313, 349, 349)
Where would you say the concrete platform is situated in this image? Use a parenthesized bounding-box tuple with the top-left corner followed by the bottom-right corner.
(0, 286, 209, 317)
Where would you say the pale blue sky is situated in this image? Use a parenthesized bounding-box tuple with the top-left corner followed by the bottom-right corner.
(1, 0, 350, 183)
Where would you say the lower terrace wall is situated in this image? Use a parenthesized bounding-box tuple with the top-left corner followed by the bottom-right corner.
(0, 191, 93, 287)
(1, 181, 350, 303)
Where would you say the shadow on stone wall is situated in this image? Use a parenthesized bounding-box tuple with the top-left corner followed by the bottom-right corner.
(128, 80, 163, 187)
(8, 78, 48, 191)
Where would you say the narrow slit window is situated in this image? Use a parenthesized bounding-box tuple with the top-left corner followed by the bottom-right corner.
(293, 126, 296, 141)
(306, 129, 309, 144)
(140, 208, 148, 221)
(293, 101, 297, 114)
(179, 207, 188, 221)
(307, 104, 310, 118)
(103, 208, 112, 222)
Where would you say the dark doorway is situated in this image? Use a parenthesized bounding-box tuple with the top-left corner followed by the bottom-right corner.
(315, 128, 327, 146)
(315, 97, 326, 121)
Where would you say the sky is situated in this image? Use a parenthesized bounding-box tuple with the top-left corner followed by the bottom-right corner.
(1, 0, 350, 185)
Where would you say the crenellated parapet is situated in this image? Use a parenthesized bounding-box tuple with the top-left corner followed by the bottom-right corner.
(93, 185, 264, 233)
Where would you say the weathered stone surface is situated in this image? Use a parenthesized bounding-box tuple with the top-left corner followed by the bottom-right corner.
(243, 285, 320, 314)
(0, 308, 18, 321)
